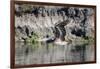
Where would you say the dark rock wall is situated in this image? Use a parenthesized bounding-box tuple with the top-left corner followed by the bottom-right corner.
(15, 4, 95, 41)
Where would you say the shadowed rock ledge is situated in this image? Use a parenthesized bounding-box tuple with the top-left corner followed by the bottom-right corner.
(15, 4, 95, 42)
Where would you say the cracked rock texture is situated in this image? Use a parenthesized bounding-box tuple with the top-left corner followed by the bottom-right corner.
(15, 4, 95, 41)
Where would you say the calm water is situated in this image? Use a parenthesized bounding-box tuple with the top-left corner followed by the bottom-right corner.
(15, 42, 94, 65)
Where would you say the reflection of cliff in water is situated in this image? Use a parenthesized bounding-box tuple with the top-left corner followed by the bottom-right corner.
(15, 42, 94, 65)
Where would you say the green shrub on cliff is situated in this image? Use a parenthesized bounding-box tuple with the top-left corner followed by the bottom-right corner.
(26, 33, 39, 44)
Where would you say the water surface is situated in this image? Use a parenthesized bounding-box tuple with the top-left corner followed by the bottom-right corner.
(15, 42, 94, 65)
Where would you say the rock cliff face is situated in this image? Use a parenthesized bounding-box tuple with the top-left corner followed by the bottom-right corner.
(15, 4, 95, 42)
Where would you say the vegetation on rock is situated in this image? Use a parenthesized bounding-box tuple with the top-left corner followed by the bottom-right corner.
(15, 4, 95, 43)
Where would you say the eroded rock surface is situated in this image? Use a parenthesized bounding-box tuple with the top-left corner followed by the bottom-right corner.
(15, 4, 95, 42)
